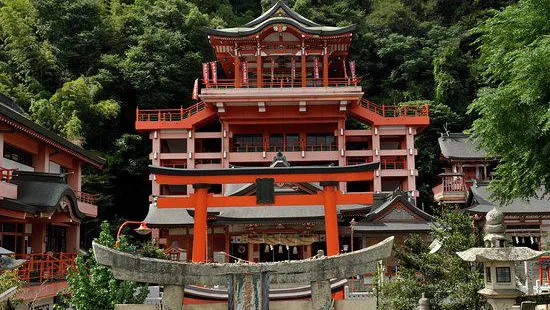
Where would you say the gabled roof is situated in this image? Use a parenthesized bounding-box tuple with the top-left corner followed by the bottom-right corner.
(438, 133, 491, 160)
(205, 1, 355, 37)
(464, 183, 550, 215)
(0, 94, 104, 168)
(355, 191, 433, 232)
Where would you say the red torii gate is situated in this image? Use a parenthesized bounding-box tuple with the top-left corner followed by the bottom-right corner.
(150, 162, 378, 262)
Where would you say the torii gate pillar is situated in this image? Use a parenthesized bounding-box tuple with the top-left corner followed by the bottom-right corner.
(192, 184, 209, 262)
(321, 182, 340, 256)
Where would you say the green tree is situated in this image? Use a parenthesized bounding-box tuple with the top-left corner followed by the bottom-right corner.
(468, 0, 550, 202)
(29, 76, 119, 146)
(61, 222, 148, 310)
(378, 211, 484, 310)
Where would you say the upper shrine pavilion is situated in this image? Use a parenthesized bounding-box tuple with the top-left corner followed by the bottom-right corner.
(136, 1, 430, 265)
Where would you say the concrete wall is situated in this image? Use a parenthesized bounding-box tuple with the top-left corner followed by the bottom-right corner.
(114, 298, 377, 310)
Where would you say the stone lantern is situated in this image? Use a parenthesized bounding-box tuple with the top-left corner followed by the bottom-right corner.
(457, 207, 543, 310)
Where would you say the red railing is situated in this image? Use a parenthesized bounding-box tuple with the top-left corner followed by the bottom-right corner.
(161, 162, 187, 169)
(15, 252, 77, 284)
(360, 98, 429, 118)
(381, 160, 406, 169)
(75, 191, 99, 204)
(204, 77, 361, 89)
(0, 167, 17, 182)
(195, 159, 221, 165)
(304, 143, 338, 152)
(346, 156, 372, 166)
(136, 101, 206, 122)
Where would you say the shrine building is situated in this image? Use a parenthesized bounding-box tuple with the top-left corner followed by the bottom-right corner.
(136, 1, 430, 265)
(0, 93, 103, 308)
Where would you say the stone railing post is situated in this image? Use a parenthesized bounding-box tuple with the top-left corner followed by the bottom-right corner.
(162, 285, 184, 310)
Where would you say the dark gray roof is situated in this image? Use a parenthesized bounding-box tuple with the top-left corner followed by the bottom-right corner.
(465, 184, 550, 214)
(0, 171, 89, 219)
(438, 133, 490, 160)
(362, 191, 433, 222)
(0, 94, 104, 167)
(205, 1, 355, 36)
(354, 222, 432, 232)
(144, 204, 195, 227)
(144, 204, 369, 226)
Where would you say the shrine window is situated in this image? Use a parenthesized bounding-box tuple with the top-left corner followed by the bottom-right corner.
(306, 133, 336, 151)
(496, 267, 511, 283)
(232, 134, 263, 152)
(4, 144, 33, 167)
(485, 267, 492, 283)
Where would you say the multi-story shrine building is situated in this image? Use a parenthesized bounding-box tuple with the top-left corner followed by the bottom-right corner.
(0, 93, 103, 308)
(137, 1, 430, 266)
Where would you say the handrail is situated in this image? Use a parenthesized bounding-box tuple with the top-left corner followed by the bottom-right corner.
(204, 77, 361, 89)
(0, 167, 17, 182)
(380, 160, 406, 169)
(359, 99, 429, 118)
(136, 101, 206, 122)
(440, 175, 466, 192)
(15, 252, 77, 284)
(75, 191, 99, 204)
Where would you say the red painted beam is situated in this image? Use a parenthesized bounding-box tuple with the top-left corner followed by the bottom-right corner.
(156, 192, 373, 208)
(154, 171, 373, 185)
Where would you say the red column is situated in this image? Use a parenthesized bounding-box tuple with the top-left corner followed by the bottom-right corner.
(322, 182, 339, 256)
(301, 49, 307, 88)
(257, 50, 263, 88)
(323, 48, 329, 87)
(192, 184, 209, 262)
(234, 54, 241, 88)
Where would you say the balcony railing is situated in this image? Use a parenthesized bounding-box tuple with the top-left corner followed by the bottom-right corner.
(204, 77, 360, 89)
(136, 101, 206, 122)
(75, 191, 99, 204)
(231, 143, 338, 153)
(15, 252, 77, 284)
(381, 160, 406, 169)
(0, 167, 17, 182)
(433, 173, 468, 203)
(359, 99, 429, 118)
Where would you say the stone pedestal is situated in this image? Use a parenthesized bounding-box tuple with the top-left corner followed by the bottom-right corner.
(162, 285, 184, 310)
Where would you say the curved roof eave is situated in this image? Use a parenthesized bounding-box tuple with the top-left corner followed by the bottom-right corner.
(243, 1, 320, 28)
(205, 18, 355, 37)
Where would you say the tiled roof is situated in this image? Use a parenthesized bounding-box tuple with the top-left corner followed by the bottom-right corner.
(438, 133, 489, 160)
(465, 184, 550, 214)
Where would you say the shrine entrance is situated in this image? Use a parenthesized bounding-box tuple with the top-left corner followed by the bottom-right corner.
(151, 153, 378, 262)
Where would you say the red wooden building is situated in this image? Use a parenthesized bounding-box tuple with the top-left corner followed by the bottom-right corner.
(0, 93, 103, 308)
(136, 1, 430, 265)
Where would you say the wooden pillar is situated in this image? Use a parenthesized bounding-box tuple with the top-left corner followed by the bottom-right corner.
(186, 131, 195, 195)
(224, 227, 230, 262)
(0, 132, 4, 167)
(68, 159, 82, 192)
(405, 127, 416, 197)
(337, 118, 346, 192)
(234, 53, 241, 88)
(321, 182, 339, 256)
(372, 127, 381, 193)
(257, 49, 263, 88)
(66, 224, 80, 253)
(323, 47, 329, 87)
(33, 145, 49, 172)
(301, 48, 307, 87)
(30, 222, 46, 253)
(191, 184, 209, 262)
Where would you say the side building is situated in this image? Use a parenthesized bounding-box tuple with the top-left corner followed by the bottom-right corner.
(0, 94, 104, 308)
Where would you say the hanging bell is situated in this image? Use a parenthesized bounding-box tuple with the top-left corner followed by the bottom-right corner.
(514, 236, 519, 243)
(293, 246, 298, 255)
(278, 245, 283, 254)
(530, 236, 534, 244)
(265, 244, 270, 253)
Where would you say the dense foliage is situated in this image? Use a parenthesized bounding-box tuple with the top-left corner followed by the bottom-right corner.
(0, 0, 521, 219)
(378, 212, 485, 310)
(59, 222, 149, 310)
(469, 0, 550, 203)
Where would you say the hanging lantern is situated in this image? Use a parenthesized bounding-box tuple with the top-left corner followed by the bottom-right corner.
(514, 236, 519, 243)
(293, 246, 298, 255)
(265, 244, 270, 253)
(530, 236, 534, 244)
(278, 245, 283, 254)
